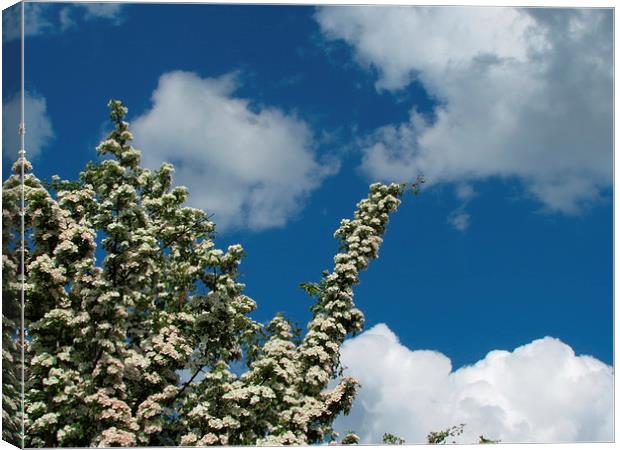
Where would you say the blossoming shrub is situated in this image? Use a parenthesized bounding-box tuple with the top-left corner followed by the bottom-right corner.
(2, 100, 419, 447)
(2, 156, 26, 447)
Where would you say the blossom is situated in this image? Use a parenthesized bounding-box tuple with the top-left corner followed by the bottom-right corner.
(98, 427, 136, 447)
(196, 433, 219, 445)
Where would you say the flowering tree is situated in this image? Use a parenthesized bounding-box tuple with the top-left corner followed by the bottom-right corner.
(426, 424, 500, 445)
(2, 100, 421, 447)
(2, 156, 26, 447)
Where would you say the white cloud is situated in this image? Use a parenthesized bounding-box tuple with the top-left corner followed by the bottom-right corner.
(316, 7, 612, 214)
(78, 3, 124, 22)
(447, 209, 470, 231)
(132, 71, 337, 231)
(448, 183, 476, 231)
(2, 2, 124, 41)
(2, 92, 54, 164)
(455, 183, 476, 202)
(336, 324, 613, 444)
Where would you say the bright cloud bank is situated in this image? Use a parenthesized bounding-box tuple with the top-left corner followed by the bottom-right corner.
(317, 7, 612, 214)
(336, 323, 613, 443)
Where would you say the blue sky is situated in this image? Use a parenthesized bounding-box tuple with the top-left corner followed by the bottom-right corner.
(2, 2, 614, 443)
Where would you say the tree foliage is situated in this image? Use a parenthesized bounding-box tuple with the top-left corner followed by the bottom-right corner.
(382, 432, 406, 445)
(427, 423, 466, 444)
(427, 424, 500, 445)
(2, 153, 27, 447)
(2, 100, 420, 446)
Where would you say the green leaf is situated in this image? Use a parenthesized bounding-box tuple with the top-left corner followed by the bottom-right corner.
(299, 282, 323, 297)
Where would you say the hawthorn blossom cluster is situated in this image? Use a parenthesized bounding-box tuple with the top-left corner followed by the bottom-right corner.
(2, 156, 26, 447)
(2, 100, 414, 447)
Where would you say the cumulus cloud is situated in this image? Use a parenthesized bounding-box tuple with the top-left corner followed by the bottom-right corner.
(3, 2, 124, 41)
(335, 324, 613, 444)
(2, 92, 54, 163)
(132, 71, 337, 231)
(316, 7, 612, 214)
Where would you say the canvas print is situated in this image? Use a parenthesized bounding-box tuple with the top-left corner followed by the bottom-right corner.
(1, 1, 614, 447)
